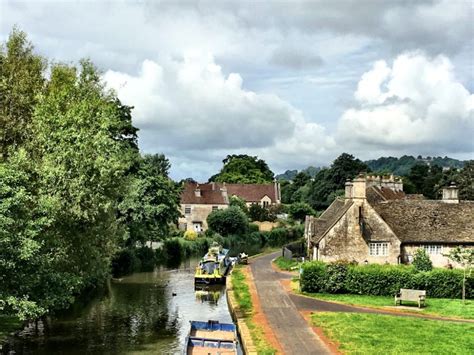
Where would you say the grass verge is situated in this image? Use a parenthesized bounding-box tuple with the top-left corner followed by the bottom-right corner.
(231, 266, 276, 354)
(0, 315, 21, 344)
(291, 278, 474, 320)
(311, 312, 474, 354)
(273, 256, 301, 271)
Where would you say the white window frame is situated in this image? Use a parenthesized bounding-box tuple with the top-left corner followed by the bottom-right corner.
(369, 242, 389, 256)
(424, 245, 443, 255)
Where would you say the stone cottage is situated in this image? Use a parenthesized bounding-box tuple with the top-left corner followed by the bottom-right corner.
(179, 181, 281, 232)
(304, 175, 474, 267)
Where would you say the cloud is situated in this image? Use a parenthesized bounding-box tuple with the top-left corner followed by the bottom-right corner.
(337, 52, 474, 154)
(270, 46, 323, 70)
(103, 53, 297, 152)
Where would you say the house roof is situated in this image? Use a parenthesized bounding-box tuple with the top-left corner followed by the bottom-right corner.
(180, 182, 227, 205)
(222, 183, 277, 202)
(180, 182, 278, 205)
(372, 200, 474, 244)
(366, 186, 406, 204)
(309, 198, 353, 243)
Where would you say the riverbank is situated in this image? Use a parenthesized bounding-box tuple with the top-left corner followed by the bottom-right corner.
(0, 316, 21, 349)
(227, 264, 280, 354)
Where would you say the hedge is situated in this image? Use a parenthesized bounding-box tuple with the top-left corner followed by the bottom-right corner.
(301, 261, 473, 299)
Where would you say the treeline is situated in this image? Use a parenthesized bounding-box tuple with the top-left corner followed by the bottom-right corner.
(0, 29, 180, 320)
(365, 155, 465, 176)
(281, 153, 473, 211)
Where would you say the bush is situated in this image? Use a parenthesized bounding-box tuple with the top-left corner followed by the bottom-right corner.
(300, 261, 474, 299)
(111, 249, 140, 277)
(136, 247, 156, 271)
(412, 248, 433, 272)
(288, 202, 315, 222)
(184, 230, 198, 241)
(268, 227, 288, 247)
(301, 261, 327, 293)
(207, 206, 249, 236)
(249, 223, 260, 233)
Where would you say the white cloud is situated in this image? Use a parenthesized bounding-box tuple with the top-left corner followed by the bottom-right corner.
(337, 53, 474, 154)
(104, 53, 298, 151)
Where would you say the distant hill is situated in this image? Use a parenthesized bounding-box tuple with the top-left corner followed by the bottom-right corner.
(276, 166, 321, 181)
(365, 155, 465, 176)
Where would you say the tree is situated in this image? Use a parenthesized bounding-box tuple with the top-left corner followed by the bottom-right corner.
(207, 207, 249, 236)
(446, 247, 474, 303)
(0, 28, 46, 159)
(289, 202, 315, 222)
(229, 195, 249, 215)
(248, 203, 276, 222)
(458, 161, 474, 200)
(209, 154, 274, 183)
(412, 248, 433, 272)
(119, 154, 181, 246)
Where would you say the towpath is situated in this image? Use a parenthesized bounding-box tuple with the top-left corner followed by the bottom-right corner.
(250, 252, 331, 354)
(250, 251, 473, 354)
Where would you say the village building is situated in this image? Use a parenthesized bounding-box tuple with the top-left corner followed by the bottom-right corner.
(304, 175, 474, 267)
(179, 181, 281, 232)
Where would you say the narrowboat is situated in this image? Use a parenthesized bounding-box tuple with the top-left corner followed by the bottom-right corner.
(185, 320, 237, 354)
(194, 244, 232, 285)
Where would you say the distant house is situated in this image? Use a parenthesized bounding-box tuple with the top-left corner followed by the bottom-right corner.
(304, 175, 474, 267)
(179, 182, 281, 232)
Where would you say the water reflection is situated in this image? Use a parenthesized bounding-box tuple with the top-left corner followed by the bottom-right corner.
(3, 258, 237, 355)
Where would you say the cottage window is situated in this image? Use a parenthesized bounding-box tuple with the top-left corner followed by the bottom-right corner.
(369, 242, 388, 256)
(424, 245, 443, 255)
(185, 206, 191, 214)
(262, 200, 270, 208)
(212, 205, 218, 211)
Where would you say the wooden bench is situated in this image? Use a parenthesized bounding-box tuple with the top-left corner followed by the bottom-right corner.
(395, 288, 426, 308)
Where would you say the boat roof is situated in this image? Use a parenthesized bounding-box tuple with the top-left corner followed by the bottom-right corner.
(190, 320, 236, 332)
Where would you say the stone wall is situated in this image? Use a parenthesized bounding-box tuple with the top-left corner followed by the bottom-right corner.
(178, 203, 227, 231)
(402, 244, 474, 268)
(317, 200, 401, 264)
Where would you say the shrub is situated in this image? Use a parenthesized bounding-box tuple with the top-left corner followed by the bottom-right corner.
(412, 248, 433, 272)
(300, 261, 474, 299)
(288, 202, 315, 222)
(268, 227, 288, 247)
(136, 246, 156, 271)
(325, 262, 349, 293)
(184, 230, 198, 241)
(248, 203, 276, 222)
(300, 261, 327, 293)
(111, 249, 140, 277)
(207, 206, 249, 236)
(249, 223, 260, 233)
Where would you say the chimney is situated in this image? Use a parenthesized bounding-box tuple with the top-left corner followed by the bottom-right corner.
(442, 183, 459, 203)
(194, 183, 201, 197)
(274, 180, 281, 204)
(352, 174, 367, 200)
(220, 182, 229, 204)
(345, 180, 353, 199)
(211, 182, 215, 190)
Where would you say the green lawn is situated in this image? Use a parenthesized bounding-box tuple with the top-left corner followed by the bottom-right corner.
(0, 315, 21, 344)
(273, 256, 301, 271)
(311, 312, 474, 355)
(299, 289, 474, 320)
(230, 266, 276, 354)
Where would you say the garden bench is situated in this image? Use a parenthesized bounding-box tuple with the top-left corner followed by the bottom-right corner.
(395, 288, 426, 308)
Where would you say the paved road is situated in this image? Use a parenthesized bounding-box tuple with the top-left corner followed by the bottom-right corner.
(250, 252, 331, 355)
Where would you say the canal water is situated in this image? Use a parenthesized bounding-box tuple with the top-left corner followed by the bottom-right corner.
(4, 258, 241, 354)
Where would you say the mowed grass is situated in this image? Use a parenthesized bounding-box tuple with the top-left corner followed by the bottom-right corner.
(273, 256, 301, 271)
(299, 289, 474, 320)
(311, 312, 474, 355)
(230, 266, 276, 354)
(0, 315, 21, 344)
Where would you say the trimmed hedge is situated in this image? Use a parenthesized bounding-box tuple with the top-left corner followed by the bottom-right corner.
(301, 261, 473, 299)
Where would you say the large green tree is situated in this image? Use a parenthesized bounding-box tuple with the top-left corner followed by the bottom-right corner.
(0, 28, 45, 159)
(119, 154, 181, 246)
(209, 154, 274, 183)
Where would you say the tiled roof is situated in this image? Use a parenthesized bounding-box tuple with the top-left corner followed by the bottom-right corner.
(372, 200, 474, 243)
(180, 182, 278, 205)
(180, 182, 227, 205)
(367, 186, 406, 204)
(309, 198, 353, 243)
(222, 183, 277, 202)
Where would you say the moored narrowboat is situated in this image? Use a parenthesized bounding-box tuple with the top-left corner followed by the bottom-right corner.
(185, 320, 237, 354)
(194, 244, 232, 285)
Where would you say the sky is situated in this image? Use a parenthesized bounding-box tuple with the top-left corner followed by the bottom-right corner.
(1, 0, 473, 180)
